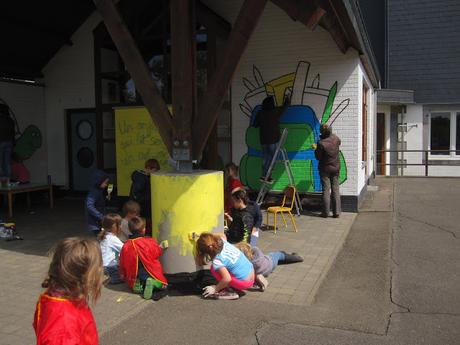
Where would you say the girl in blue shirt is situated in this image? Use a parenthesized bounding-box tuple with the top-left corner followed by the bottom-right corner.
(196, 233, 254, 300)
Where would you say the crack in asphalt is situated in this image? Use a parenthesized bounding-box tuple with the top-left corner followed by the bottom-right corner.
(398, 213, 458, 239)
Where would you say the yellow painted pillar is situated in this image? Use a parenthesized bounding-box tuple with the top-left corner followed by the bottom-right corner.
(151, 171, 224, 274)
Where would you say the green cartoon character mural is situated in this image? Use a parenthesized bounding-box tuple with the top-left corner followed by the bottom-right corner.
(239, 61, 349, 192)
(14, 125, 42, 161)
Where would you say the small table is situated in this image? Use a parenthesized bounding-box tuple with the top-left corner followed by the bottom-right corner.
(0, 183, 54, 218)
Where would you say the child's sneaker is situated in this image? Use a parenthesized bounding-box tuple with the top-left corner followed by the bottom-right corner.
(143, 278, 155, 299)
(212, 290, 239, 300)
(152, 288, 168, 301)
(256, 274, 269, 291)
(133, 279, 143, 294)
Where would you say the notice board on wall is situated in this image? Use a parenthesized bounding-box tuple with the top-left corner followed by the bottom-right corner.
(115, 107, 170, 196)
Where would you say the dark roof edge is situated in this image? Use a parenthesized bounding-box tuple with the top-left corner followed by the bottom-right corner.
(341, 0, 381, 88)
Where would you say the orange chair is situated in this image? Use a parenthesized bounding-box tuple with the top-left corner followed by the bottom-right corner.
(266, 185, 298, 234)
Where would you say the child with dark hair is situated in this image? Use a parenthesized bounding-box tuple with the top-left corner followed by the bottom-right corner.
(119, 216, 168, 300)
(129, 158, 160, 220)
(225, 189, 262, 245)
(34, 237, 104, 345)
(98, 213, 123, 284)
(196, 233, 254, 300)
(85, 169, 109, 235)
(224, 162, 243, 213)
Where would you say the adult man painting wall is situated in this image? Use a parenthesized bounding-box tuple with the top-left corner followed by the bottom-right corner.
(314, 124, 341, 218)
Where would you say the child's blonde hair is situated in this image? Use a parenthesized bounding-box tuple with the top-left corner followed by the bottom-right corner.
(234, 241, 254, 260)
(195, 233, 224, 266)
(98, 213, 122, 241)
(42, 237, 103, 304)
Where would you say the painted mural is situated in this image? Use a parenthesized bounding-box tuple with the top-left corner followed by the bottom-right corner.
(14, 125, 42, 161)
(0, 100, 42, 161)
(239, 61, 349, 192)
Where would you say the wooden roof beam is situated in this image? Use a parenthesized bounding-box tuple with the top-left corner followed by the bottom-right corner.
(270, 0, 326, 30)
(319, 13, 349, 53)
(196, 1, 231, 38)
(192, 0, 268, 159)
(93, 0, 173, 153)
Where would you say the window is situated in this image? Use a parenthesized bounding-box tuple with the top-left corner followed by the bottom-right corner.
(429, 111, 460, 157)
(430, 112, 450, 155)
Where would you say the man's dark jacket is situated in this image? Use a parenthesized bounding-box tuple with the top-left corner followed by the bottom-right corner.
(314, 133, 341, 175)
(253, 96, 288, 145)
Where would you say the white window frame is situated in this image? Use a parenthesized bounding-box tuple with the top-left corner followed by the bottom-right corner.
(428, 110, 460, 159)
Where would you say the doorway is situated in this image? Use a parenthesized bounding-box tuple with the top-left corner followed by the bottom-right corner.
(67, 109, 98, 191)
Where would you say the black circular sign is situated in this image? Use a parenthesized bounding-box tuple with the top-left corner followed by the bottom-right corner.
(77, 147, 94, 168)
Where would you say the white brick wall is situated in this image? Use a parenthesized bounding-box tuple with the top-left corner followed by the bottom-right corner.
(42, 12, 101, 186)
(0, 82, 48, 182)
(203, 0, 376, 197)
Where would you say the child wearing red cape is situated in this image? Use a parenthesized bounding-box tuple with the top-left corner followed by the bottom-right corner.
(119, 216, 168, 300)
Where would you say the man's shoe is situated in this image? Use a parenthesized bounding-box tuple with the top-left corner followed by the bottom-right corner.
(333, 214, 340, 218)
(320, 213, 328, 218)
(255, 274, 269, 292)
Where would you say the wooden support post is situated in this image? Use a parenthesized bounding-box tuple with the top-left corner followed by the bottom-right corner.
(93, 0, 174, 152)
(204, 23, 219, 169)
(170, 0, 196, 160)
(193, 0, 268, 159)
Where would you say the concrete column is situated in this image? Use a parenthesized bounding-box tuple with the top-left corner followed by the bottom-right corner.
(151, 170, 224, 274)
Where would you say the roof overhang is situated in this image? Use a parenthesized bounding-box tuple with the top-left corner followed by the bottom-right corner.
(377, 89, 415, 104)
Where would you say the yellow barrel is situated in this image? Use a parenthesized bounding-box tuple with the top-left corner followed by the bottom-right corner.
(151, 170, 224, 274)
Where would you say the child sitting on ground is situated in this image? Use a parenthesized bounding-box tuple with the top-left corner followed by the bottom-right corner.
(225, 189, 261, 245)
(34, 237, 103, 345)
(196, 233, 254, 300)
(119, 216, 168, 301)
(224, 162, 243, 213)
(119, 200, 141, 242)
(99, 213, 123, 284)
(235, 242, 303, 291)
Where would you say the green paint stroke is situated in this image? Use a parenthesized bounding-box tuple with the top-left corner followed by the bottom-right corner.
(321, 82, 337, 124)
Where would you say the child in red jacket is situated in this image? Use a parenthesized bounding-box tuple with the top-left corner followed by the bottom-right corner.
(33, 237, 103, 345)
(224, 162, 244, 213)
(119, 216, 168, 301)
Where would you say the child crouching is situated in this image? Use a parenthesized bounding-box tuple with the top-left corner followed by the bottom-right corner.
(119, 216, 168, 301)
(34, 237, 103, 345)
(196, 233, 254, 300)
(235, 242, 303, 291)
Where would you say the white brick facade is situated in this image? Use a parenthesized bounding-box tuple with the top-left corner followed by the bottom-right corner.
(204, 0, 376, 199)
